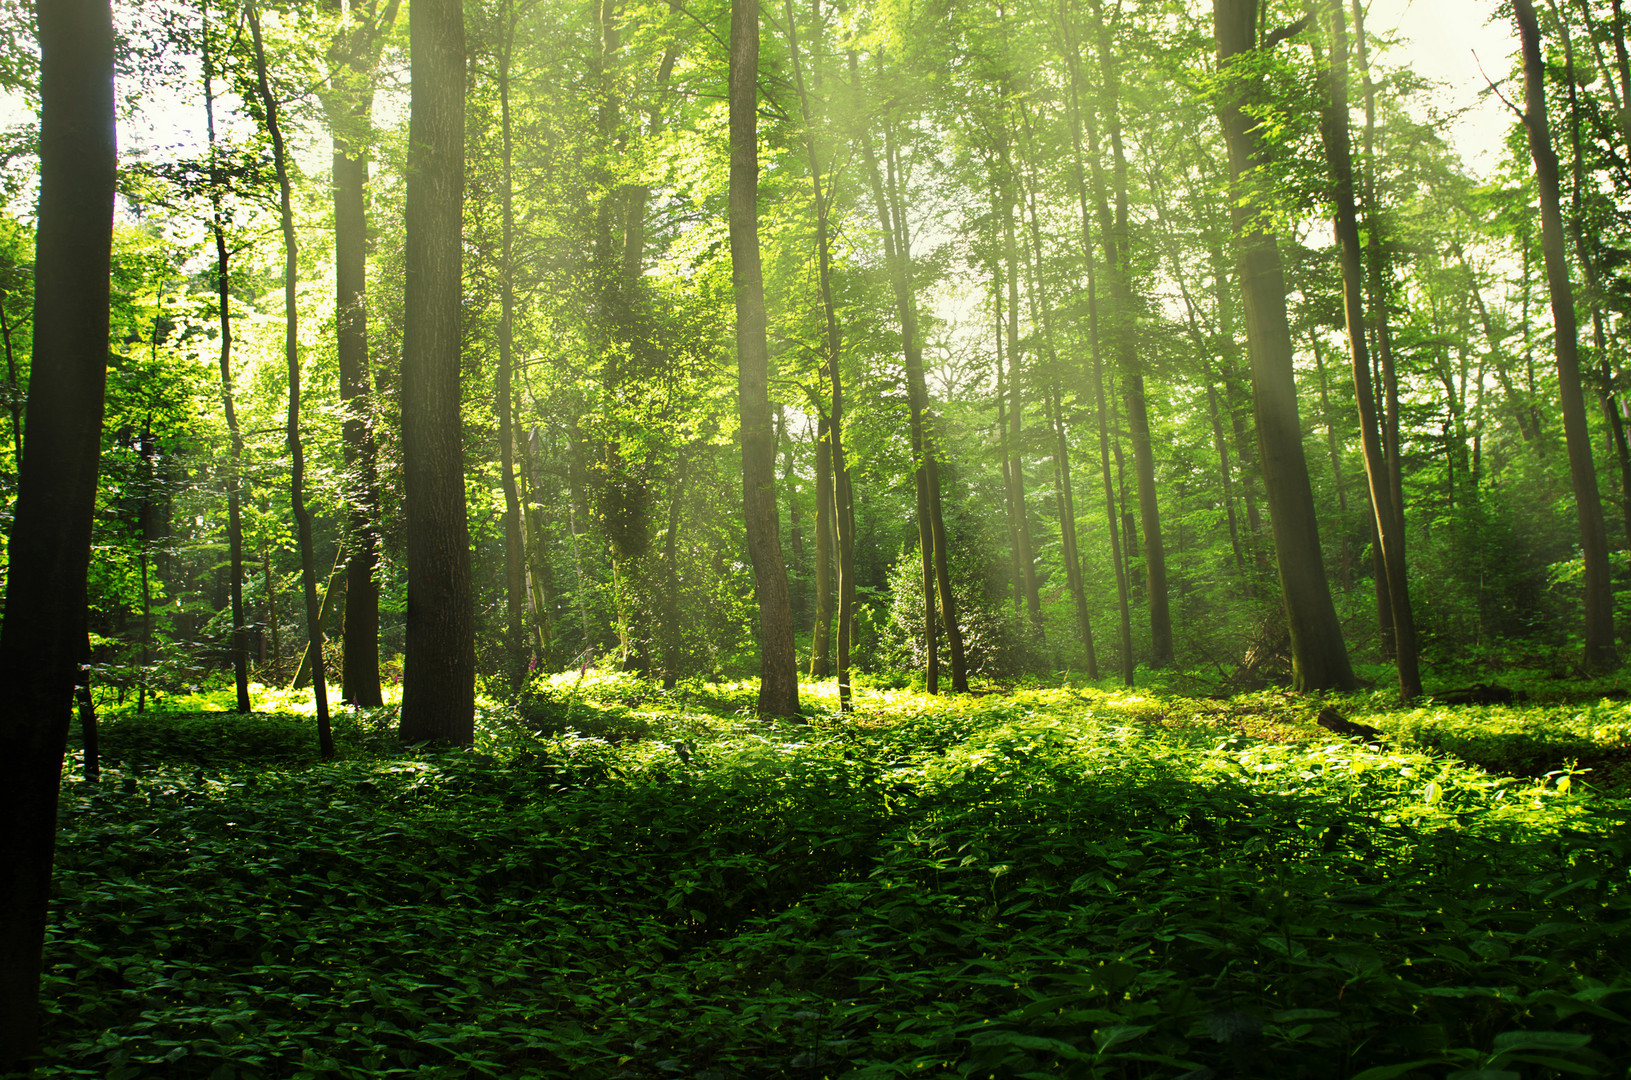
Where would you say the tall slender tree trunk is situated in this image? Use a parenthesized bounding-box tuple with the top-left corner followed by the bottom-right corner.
(1350, 0, 1407, 582)
(203, 0, 251, 713)
(1515, 0, 1617, 669)
(996, 132, 1044, 634)
(1555, 6, 1631, 554)
(400, 0, 476, 741)
(250, 1, 334, 758)
(1014, 107, 1096, 673)
(1061, 15, 1133, 679)
(0, 0, 114, 1063)
(730, 0, 799, 716)
(1313, 0, 1420, 699)
(324, 0, 394, 708)
(496, 5, 529, 691)
(1214, 0, 1355, 691)
(786, 0, 851, 690)
(1087, 0, 1173, 666)
(810, 415, 833, 677)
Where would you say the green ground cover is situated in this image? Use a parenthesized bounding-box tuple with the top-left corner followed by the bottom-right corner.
(18, 676, 1631, 1079)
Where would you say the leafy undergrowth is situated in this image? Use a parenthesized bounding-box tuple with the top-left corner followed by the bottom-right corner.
(22, 681, 1631, 1079)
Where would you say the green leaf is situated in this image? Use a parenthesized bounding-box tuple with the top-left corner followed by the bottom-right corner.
(1350, 1062, 1437, 1080)
(1093, 1025, 1151, 1051)
(1491, 1030, 1592, 1053)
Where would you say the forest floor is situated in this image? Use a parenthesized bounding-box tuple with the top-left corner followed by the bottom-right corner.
(21, 670, 1631, 1079)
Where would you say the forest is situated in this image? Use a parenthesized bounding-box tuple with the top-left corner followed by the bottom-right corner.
(2, 0, 1631, 1075)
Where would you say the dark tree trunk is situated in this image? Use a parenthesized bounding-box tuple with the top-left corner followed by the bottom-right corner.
(77, 632, 99, 783)
(1214, 0, 1356, 691)
(0, 0, 114, 1064)
(1312, 0, 1420, 699)
(1515, 0, 1617, 670)
(203, 0, 251, 713)
(730, 0, 800, 717)
(399, 0, 476, 742)
(324, 0, 394, 709)
(249, 1, 334, 759)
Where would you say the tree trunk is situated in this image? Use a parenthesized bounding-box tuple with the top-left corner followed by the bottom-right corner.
(399, 0, 476, 742)
(496, 4, 529, 692)
(1214, 0, 1356, 691)
(1087, 0, 1173, 666)
(324, 0, 395, 709)
(810, 415, 833, 677)
(1014, 107, 1096, 673)
(249, 1, 334, 759)
(203, 0, 251, 713)
(0, 0, 114, 1064)
(1062, 8, 1134, 682)
(730, 0, 800, 717)
(1515, 0, 1617, 670)
(996, 131, 1043, 633)
(1313, 0, 1420, 699)
(785, 0, 849, 687)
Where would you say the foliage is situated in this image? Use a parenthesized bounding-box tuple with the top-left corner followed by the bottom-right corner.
(23, 681, 1631, 1079)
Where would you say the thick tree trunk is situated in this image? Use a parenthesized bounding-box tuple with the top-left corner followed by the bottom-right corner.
(730, 0, 800, 717)
(250, 1, 334, 758)
(1515, 0, 1617, 669)
(1214, 0, 1355, 691)
(1313, 0, 1420, 699)
(203, 0, 251, 713)
(400, 0, 476, 742)
(0, 0, 114, 1064)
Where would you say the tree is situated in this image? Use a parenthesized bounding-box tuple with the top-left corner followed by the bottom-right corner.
(729, 0, 799, 717)
(322, 0, 399, 708)
(202, 0, 251, 714)
(400, 0, 476, 743)
(1309, 0, 1421, 699)
(1514, 0, 1617, 670)
(1213, 0, 1355, 692)
(0, 0, 115, 1065)
(249, 0, 334, 759)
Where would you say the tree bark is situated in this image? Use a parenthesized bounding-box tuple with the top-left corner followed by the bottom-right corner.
(203, 0, 251, 713)
(324, 0, 395, 709)
(400, 0, 476, 742)
(496, 0, 528, 692)
(730, 0, 800, 717)
(785, 0, 849, 687)
(249, 1, 334, 758)
(1087, 0, 1173, 666)
(1214, 0, 1356, 691)
(1312, 0, 1420, 699)
(996, 130, 1044, 633)
(0, 0, 114, 1064)
(1062, 12, 1134, 682)
(1515, 0, 1617, 670)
